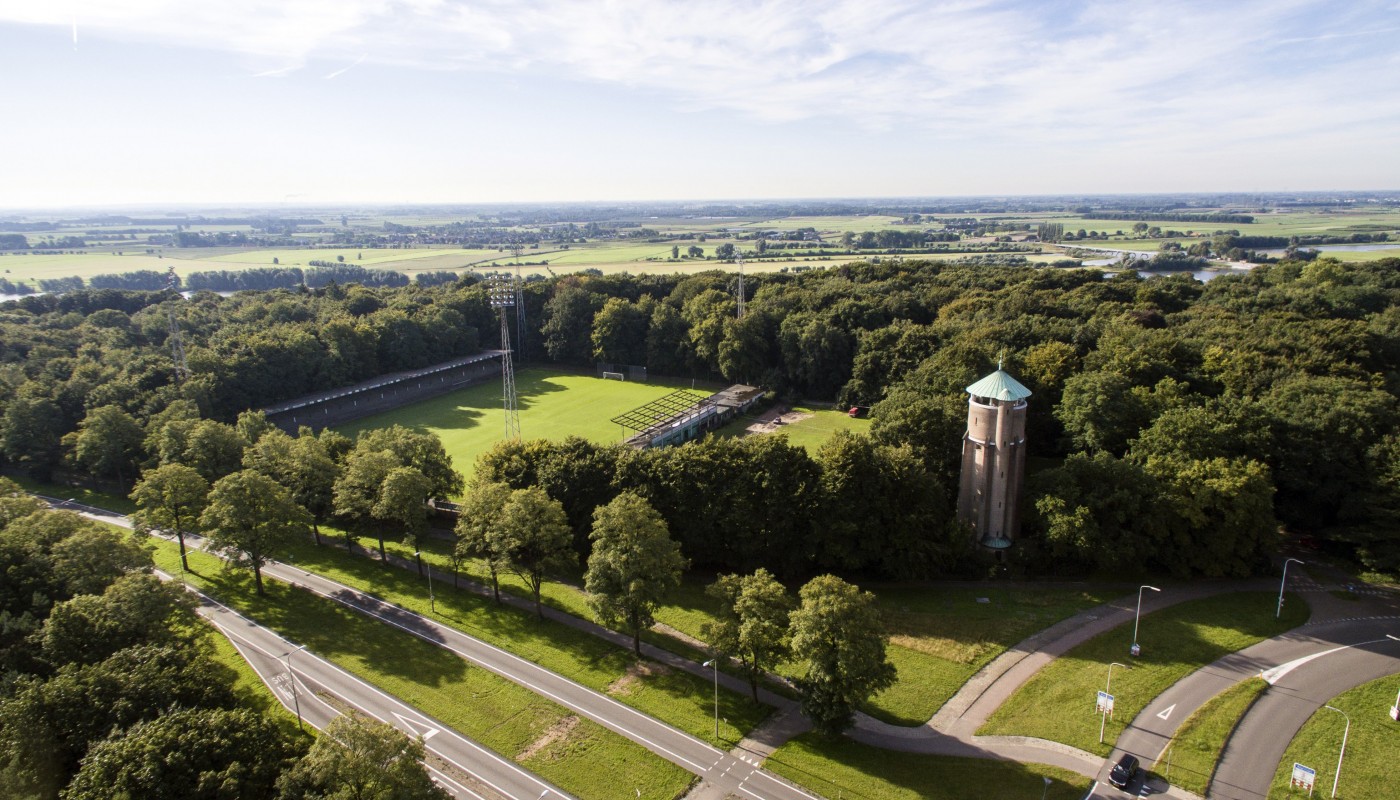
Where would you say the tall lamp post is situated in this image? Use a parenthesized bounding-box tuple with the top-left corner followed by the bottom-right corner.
(702, 657, 719, 740)
(280, 643, 308, 731)
(1277, 558, 1304, 618)
(1100, 662, 1129, 743)
(414, 551, 435, 612)
(1132, 585, 1161, 655)
(1322, 704, 1349, 799)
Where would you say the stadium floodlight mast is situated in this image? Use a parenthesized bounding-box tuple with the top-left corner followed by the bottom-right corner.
(487, 275, 521, 441)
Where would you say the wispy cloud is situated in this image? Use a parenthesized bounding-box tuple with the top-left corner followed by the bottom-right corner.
(8, 1, 1400, 152)
(324, 52, 366, 79)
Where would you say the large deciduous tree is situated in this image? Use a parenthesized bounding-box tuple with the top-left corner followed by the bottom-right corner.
(66, 405, 144, 487)
(200, 470, 310, 595)
(373, 466, 432, 574)
(702, 569, 792, 703)
(789, 575, 896, 735)
(130, 462, 209, 571)
(454, 481, 513, 602)
(276, 712, 448, 800)
(495, 487, 574, 618)
(584, 492, 687, 656)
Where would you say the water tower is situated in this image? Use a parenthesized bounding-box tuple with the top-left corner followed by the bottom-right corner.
(957, 362, 1031, 551)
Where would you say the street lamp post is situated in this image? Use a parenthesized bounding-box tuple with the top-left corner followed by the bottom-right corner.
(280, 644, 308, 731)
(1040, 775, 1051, 800)
(1132, 585, 1161, 655)
(1277, 558, 1303, 618)
(414, 551, 435, 612)
(1101, 662, 1128, 743)
(702, 658, 719, 740)
(1322, 705, 1349, 798)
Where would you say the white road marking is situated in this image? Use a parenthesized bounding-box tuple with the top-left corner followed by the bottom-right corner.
(1156, 704, 1177, 720)
(393, 711, 441, 741)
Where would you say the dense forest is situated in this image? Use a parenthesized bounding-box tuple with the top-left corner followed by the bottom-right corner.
(1, 257, 1397, 581)
(0, 480, 447, 799)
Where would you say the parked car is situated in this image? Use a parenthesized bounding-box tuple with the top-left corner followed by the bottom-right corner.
(1109, 754, 1140, 789)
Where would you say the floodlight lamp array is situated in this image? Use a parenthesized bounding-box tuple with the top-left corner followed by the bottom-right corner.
(487, 275, 517, 308)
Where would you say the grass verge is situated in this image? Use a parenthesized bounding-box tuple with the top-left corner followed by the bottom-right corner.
(150, 537, 694, 800)
(980, 592, 1308, 755)
(766, 734, 1086, 800)
(1161, 677, 1268, 795)
(1268, 675, 1400, 799)
(281, 531, 769, 744)
(205, 624, 310, 741)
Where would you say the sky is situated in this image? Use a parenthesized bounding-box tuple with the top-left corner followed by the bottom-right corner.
(1, 0, 1398, 208)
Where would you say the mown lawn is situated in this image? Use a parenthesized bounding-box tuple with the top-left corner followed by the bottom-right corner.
(650, 572, 1118, 725)
(765, 734, 1086, 800)
(150, 538, 695, 800)
(980, 592, 1308, 755)
(1162, 677, 1268, 795)
(337, 368, 707, 482)
(280, 530, 769, 744)
(1268, 675, 1400, 800)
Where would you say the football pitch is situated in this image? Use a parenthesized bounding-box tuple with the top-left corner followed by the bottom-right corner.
(336, 366, 865, 486)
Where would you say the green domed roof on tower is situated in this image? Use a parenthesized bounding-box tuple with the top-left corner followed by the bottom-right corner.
(965, 362, 1032, 402)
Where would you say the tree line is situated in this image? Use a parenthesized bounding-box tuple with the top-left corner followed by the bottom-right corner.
(3, 256, 1399, 575)
(0, 479, 447, 799)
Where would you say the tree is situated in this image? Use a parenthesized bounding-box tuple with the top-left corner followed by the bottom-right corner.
(494, 487, 574, 618)
(352, 426, 463, 500)
(584, 492, 687, 656)
(702, 569, 792, 703)
(276, 712, 447, 800)
(1, 395, 63, 477)
(788, 575, 896, 735)
(182, 420, 248, 482)
(66, 405, 144, 486)
(40, 574, 199, 666)
(65, 707, 300, 800)
(454, 481, 511, 601)
(671, 245, 680, 259)
(131, 463, 209, 571)
(373, 466, 432, 573)
(541, 284, 601, 364)
(333, 448, 397, 553)
(243, 428, 341, 546)
(687, 245, 703, 258)
(715, 242, 736, 259)
(201, 470, 310, 595)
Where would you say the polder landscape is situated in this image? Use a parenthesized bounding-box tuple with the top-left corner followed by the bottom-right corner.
(3, 192, 1400, 800)
(4, 2, 1400, 800)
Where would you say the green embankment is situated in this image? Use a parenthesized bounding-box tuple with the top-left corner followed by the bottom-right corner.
(981, 592, 1308, 755)
(150, 538, 695, 800)
(1161, 677, 1268, 795)
(765, 734, 1085, 800)
(1268, 675, 1400, 799)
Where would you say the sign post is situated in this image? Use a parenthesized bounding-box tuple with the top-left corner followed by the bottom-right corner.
(1291, 763, 1316, 797)
(1096, 691, 1115, 743)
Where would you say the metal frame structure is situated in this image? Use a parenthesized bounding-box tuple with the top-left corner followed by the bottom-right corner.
(611, 390, 715, 438)
(487, 275, 521, 441)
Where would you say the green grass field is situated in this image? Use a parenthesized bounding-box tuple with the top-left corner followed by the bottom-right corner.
(1162, 677, 1268, 795)
(275, 528, 769, 744)
(711, 404, 873, 452)
(1268, 675, 1400, 799)
(980, 592, 1309, 755)
(765, 734, 1086, 800)
(149, 538, 695, 800)
(205, 624, 310, 740)
(337, 368, 712, 480)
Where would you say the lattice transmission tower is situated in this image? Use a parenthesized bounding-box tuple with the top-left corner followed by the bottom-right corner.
(488, 275, 521, 441)
(735, 253, 746, 320)
(164, 267, 189, 382)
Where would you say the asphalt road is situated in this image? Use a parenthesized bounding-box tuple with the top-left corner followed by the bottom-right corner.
(183, 578, 570, 800)
(255, 556, 821, 800)
(1092, 618, 1400, 800)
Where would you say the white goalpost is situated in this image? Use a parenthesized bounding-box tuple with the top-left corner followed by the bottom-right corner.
(602, 371, 625, 381)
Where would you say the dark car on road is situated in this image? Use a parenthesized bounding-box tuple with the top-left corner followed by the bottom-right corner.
(1109, 754, 1140, 789)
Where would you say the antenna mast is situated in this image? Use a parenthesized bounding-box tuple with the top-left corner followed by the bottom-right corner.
(488, 275, 521, 441)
